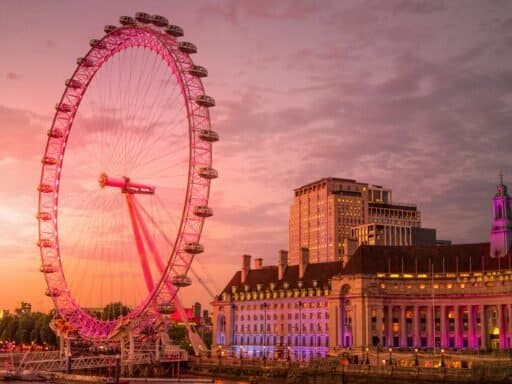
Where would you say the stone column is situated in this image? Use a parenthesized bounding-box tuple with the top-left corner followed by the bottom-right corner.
(454, 305, 460, 348)
(479, 305, 486, 350)
(400, 306, 407, 347)
(440, 305, 447, 348)
(414, 306, 420, 347)
(498, 304, 506, 349)
(377, 305, 384, 346)
(387, 305, 393, 347)
(426, 305, 433, 348)
(468, 305, 476, 349)
(508, 304, 512, 348)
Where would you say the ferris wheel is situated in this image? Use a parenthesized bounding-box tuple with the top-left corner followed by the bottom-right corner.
(37, 13, 218, 340)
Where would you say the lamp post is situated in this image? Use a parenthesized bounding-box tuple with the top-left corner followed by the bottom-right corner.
(365, 347, 370, 365)
(414, 348, 419, 366)
(388, 347, 392, 365)
(440, 348, 445, 368)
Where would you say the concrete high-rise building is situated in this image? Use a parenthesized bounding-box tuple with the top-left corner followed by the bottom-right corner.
(289, 177, 422, 265)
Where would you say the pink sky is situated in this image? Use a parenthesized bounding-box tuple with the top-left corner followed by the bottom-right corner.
(1, 0, 511, 312)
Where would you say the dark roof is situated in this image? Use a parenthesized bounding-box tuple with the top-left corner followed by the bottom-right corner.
(220, 261, 343, 295)
(219, 243, 512, 296)
(294, 177, 359, 191)
(368, 202, 417, 211)
(343, 243, 512, 275)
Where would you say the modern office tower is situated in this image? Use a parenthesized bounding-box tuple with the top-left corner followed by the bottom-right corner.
(289, 177, 422, 265)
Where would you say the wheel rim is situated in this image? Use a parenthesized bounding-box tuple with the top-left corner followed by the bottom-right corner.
(37, 21, 215, 339)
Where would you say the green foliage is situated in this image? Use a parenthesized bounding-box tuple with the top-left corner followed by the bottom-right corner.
(101, 302, 131, 321)
(0, 311, 57, 348)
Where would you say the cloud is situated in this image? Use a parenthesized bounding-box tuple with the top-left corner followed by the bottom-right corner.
(6, 72, 21, 81)
(391, 0, 446, 14)
(200, 0, 324, 25)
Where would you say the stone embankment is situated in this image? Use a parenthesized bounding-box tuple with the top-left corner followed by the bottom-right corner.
(191, 357, 512, 384)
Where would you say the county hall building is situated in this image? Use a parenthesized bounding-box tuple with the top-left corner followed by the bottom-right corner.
(212, 178, 512, 360)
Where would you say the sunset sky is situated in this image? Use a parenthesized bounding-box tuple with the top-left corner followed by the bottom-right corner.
(1, 0, 511, 312)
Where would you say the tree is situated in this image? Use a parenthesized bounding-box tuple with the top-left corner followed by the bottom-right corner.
(102, 302, 131, 321)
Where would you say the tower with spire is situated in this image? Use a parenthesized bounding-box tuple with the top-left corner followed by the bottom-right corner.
(490, 172, 512, 258)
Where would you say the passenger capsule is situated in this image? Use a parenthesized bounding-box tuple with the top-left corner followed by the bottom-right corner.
(157, 303, 176, 315)
(198, 167, 218, 180)
(150, 14, 169, 27)
(198, 129, 219, 142)
(104, 25, 118, 34)
(135, 12, 151, 24)
(36, 211, 52, 221)
(55, 103, 73, 113)
(165, 25, 184, 37)
(178, 41, 197, 54)
(183, 242, 204, 254)
(195, 95, 215, 108)
(189, 65, 208, 78)
(45, 288, 61, 297)
(76, 57, 93, 67)
(193, 206, 213, 218)
(171, 274, 192, 288)
(65, 79, 82, 89)
(90, 39, 107, 49)
(119, 16, 136, 26)
(37, 239, 54, 248)
(40, 264, 58, 273)
(38, 184, 54, 193)
(48, 129, 65, 139)
(42, 156, 58, 165)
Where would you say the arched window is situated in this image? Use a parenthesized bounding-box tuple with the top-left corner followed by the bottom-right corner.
(498, 205, 503, 219)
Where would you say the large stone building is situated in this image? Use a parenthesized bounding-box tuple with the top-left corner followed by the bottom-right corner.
(288, 178, 424, 265)
(212, 179, 512, 360)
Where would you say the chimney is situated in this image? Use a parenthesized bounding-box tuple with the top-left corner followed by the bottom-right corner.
(278, 250, 288, 280)
(254, 258, 263, 270)
(299, 247, 309, 280)
(241, 254, 251, 284)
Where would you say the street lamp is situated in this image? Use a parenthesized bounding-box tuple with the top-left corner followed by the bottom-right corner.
(414, 348, 419, 366)
(440, 348, 445, 368)
(388, 347, 392, 365)
(365, 347, 370, 365)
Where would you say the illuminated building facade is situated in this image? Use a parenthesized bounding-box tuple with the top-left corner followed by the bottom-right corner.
(212, 179, 512, 359)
